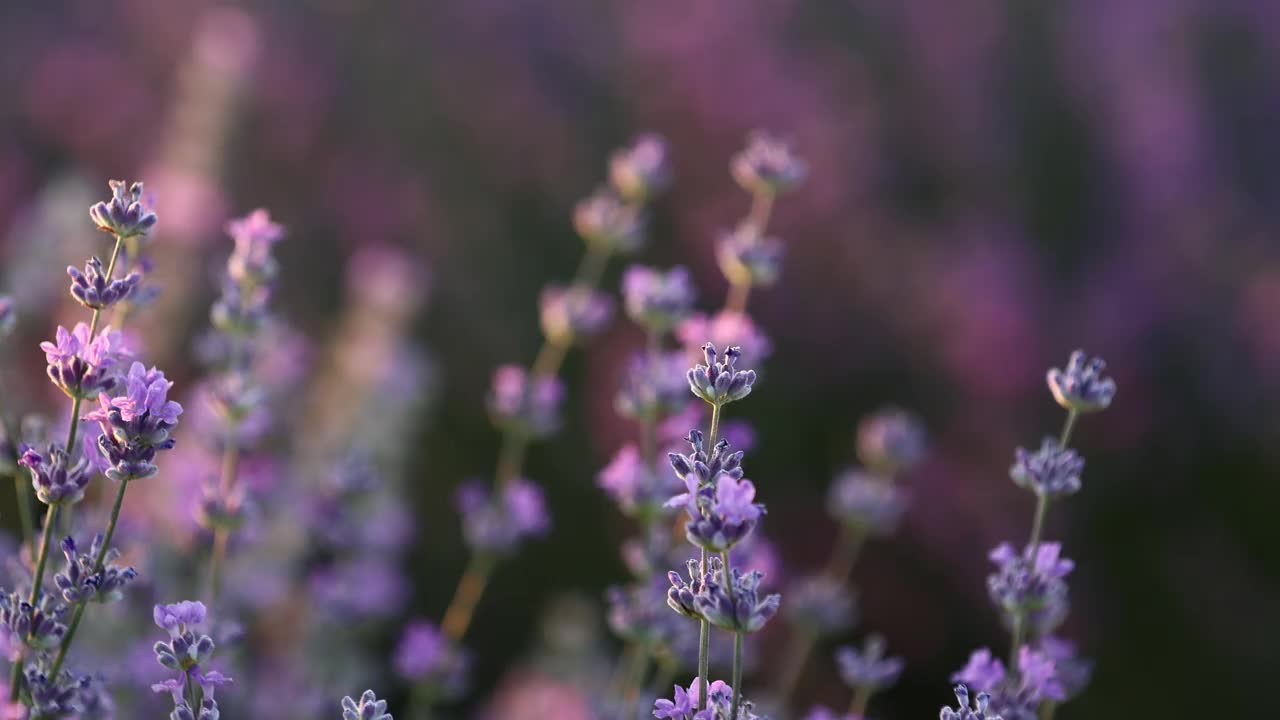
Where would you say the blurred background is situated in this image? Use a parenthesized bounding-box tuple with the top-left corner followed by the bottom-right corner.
(0, 1, 1277, 718)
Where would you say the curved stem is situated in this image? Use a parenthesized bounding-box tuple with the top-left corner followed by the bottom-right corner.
(747, 191, 775, 234)
(440, 552, 496, 641)
(49, 477, 130, 676)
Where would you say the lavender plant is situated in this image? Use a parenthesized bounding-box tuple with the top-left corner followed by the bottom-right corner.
(942, 351, 1115, 719)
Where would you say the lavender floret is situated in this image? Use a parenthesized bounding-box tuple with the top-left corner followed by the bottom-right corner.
(54, 534, 137, 604)
(615, 351, 691, 422)
(667, 471, 764, 553)
(666, 556, 720, 620)
(687, 343, 756, 407)
(940, 685, 1002, 720)
(826, 469, 908, 535)
(539, 285, 614, 345)
(694, 566, 780, 633)
(986, 543, 1072, 634)
(88, 179, 157, 239)
(67, 256, 141, 311)
(856, 407, 927, 475)
(717, 225, 783, 288)
(225, 209, 284, 283)
(486, 365, 564, 438)
(731, 132, 807, 195)
(1046, 350, 1116, 413)
(1010, 439, 1084, 499)
(573, 187, 645, 254)
(456, 478, 550, 554)
(342, 689, 393, 720)
(653, 677, 767, 720)
(785, 575, 856, 635)
(84, 361, 183, 482)
(609, 134, 671, 202)
(40, 323, 120, 400)
(835, 635, 904, 692)
(621, 265, 695, 334)
(18, 445, 92, 506)
(667, 430, 744, 488)
(0, 589, 68, 650)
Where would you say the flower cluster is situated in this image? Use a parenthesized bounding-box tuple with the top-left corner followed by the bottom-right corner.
(730, 132, 808, 196)
(67, 256, 141, 311)
(687, 344, 756, 407)
(0, 589, 68, 650)
(88, 180, 157, 239)
(826, 469, 909, 535)
(653, 678, 767, 720)
(487, 365, 565, 438)
(40, 323, 121, 400)
(341, 689, 393, 720)
(1009, 439, 1083, 500)
(622, 265, 696, 335)
(1046, 350, 1116, 414)
(986, 543, 1072, 634)
(456, 477, 550, 554)
(393, 620, 469, 700)
(152, 601, 232, 720)
(539, 285, 614, 345)
(84, 362, 183, 482)
(835, 635, 904, 693)
(18, 444, 92, 506)
(54, 535, 137, 604)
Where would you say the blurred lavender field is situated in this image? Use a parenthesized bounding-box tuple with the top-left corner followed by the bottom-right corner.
(0, 1, 1277, 718)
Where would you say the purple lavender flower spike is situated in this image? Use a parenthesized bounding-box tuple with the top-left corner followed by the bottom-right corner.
(986, 543, 1072, 634)
(394, 619, 469, 699)
(652, 677, 766, 720)
(616, 351, 691, 421)
(598, 444, 673, 518)
(67, 256, 142, 310)
(342, 690, 393, 720)
(717, 225, 783, 288)
(85, 362, 183, 482)
(835, 635, 904, 692)
(826, 469, 909, 535)
(1046, 350, 1116, 413)
(23, 666, 89, 718)
(89, 179, 157, 239)
(225, 208, 285, 283)
(0, 295, 16, 338)
(666, 555, 721, 620)
(1037, 635, 1093, 700)
(40, 323, 120, 400)
(487, 365, 565, 438)
(573, 186, 645, 254)
(694, 566, 780, 633)
(54, 534, 137, 604)
(952, 647, 1066, 719)
(18, 444, 91, 506)
(856, 407, 927, 475)
(687, 344, 756, 407)
(539, 284, 615, 345)
(610, 134, 671, 202)
(210, 276, 272, 335)
(622, 265, 696, 334)
(1010, 439, 1084, 499)
(0, 590, 68, 650)
(153, 601, 207, 637)
(667, 430, 744, 489)
(940, 685, 1002, 720)
(952, 649, 1006, 693)
(153, 601, 232, 720)
(457, 478, 550, 554)
(670, 474, 764, 553)
(731, 131, 807, 195)
(785, 574, 856, 635)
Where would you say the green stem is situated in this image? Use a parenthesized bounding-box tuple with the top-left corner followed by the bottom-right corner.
(208, 421, 241, 602)
(708, 404, 722, 446)
(10, 503, 60, 700)
(696, 546, 710, 713)
(49, 477, 129, 676)
(730, 632, 744, 720)
(0, 387, 33, 552)
(849, 685, 871, 716)
(1058, 409, 1079, 448)
(747, 190, 775, 234)
(440, 552, 497, 641)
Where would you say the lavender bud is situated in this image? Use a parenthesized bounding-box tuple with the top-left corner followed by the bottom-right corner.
(0, 590, 68, 650)
(694, 567, 780, 633)
(856, 407, 927, 475)
(835, 635, 904, 692)
(610, 134, 671, 202)
(341, 690, 393, 720)
(40, 323, 122, 400)
(653, 677, 765, 720)
(19, 445, 92, 506)
(573, 187, 645, 254)
(486, 365, 564, 438)
(84, 362, 183, 482)
(986, 543, 1072, 634)
(730, 131, 807, 195)
(89, 179, 157, 239)
(225, 209, 284, 284)
(716, 224, 783, 288)
(687, 343, 756, 407)
(393, 620, 469, 700)
(67, 256, 142, 310)
(1046, 350, 1116, 413)
(621, 265, 695, 334)
(539, 285, 614, 345)
(785, 575, 856, 635)
(54, 534, 138, 603)
(1010, 438, 1083, 499)
(666, 556, 721, 620)
(940, 684, 1002, 720)
(0, 295, 15, 338)
(826, 469, 908, 535)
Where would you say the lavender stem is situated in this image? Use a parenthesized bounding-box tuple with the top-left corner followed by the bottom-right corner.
(9, 502, 59, 701)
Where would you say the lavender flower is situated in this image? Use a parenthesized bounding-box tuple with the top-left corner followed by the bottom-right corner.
(687, 344, 755, 407)
(1009, 439, 1084, 499)
(1046, 350, 1116, 413)
(668, 473, 764, 553)
(84, 362, 183, 482)
(855, 407, 926, 475)
(0, 590, 67, 650)
(608, 580, 679, 648)
(835, 635, 904, 692)
(653, 678, 766, 720)
(0, 295, 16, 338)
(456, 478, 550, 553)
(225, 209, 285, 283)
(53, 535, 137, 604)
(539, 285, 614, 345)
(341, 690, 392, 720)
(88, 180, 157, 239)
(487, 365, 564, 438)
(209, 277, 272, 336)
(609, 134, 671, 202)
(40, 323, 120, 400)
(677, 312, 772, 369)
(598, 444, 672, 517)
(826, 469, 908, 535)
(667, 430, 743, 488)
(622, 265, 696, 334)
(940, 685, 1002, 720)
(1037, 636, 1093, 700)
(393, 620, 468, 699)
(666, 556, 721, 620)
(18, 445, 91, 506)
(152, 600, 232, 720)
(730, 132, 807, 195)
(784, 575, 856, 635)
(986, 543, 1072, 633)
(67, 256, 141, 311)
(694, 567, 780, 633)
(716, 226, 783, 288)
(22, 666, 86, 719)
(615, 351, 692, 421)
(573, 187, 645, 254)
(951, 647, 1066, 720)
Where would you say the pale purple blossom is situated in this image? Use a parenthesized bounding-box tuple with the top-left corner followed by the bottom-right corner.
(621, 265, 695, 334)
(40, 323, 120, 400)
(609, 134, 671, 202)
(686, 343, 755, 406)
(1046, 350, 1116, 413)
(856, 407, 926, 475)
(717, 225, 783, 288)
(88, 180, 157, 239)
(539, 285, 614, 345)
(1010, 439, 1084, 499)
(836, 635, 904, 692)
(826, 469, 908, 535)
(573, 187, 645, 254)
(67, 256, 141, 310)
(731, 132, 807, 195)
(487, 365, 565, 438)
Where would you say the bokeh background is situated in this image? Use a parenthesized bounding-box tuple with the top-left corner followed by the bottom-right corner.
(1, 1, 1277, 717)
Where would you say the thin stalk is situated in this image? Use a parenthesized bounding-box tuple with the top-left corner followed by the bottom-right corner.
(49, 477, 130, 675)
(729, 632, 744, 720)
(619, 641, 650, 718)
(708, 404, 721, 446)
(746, 191, 775, 234)
(10, 503, 60, 700)
(773, 628, 815, 706)
(725, 282, 751, 316)
(696, 594, 710, 713)
(1040, 700, 1058, 720)
(440, 552, 497, 641)
(208, 420, 242, 602)
(0, 397, 34, 552)
(849, 685, 871, 716)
